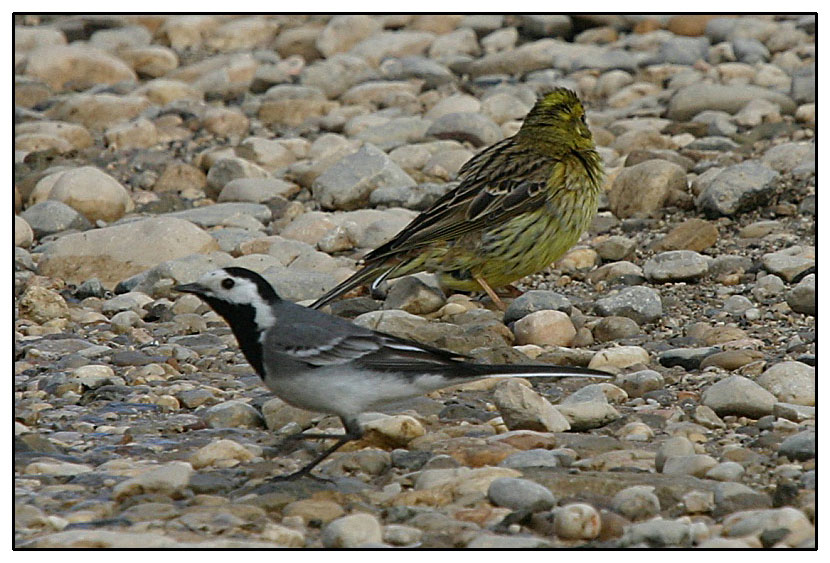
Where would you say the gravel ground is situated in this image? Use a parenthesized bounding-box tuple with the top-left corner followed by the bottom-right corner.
(14, 14, 814, 548)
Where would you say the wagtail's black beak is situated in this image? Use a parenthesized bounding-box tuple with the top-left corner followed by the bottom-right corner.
(173, 282, 206, 295)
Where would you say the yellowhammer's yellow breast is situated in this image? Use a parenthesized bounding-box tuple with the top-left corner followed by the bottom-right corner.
(434, 186, 598, 291)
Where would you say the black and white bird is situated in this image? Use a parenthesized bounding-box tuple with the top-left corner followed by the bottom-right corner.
(175, 267, 609, 479)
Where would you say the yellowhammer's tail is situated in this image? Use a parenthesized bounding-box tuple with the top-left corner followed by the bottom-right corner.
(310, 262, 391, 310)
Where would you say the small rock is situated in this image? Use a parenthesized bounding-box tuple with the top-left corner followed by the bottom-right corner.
(513, 310, 576, 347)
(608, 160, 687, 218)
(493, 379, 571, 432)
(701, 375, 777, 418)
(201, 400, 264, 429)
(189, 439, 257, 469)
(616, 370, 664, 398)
(587, 346, 650, 372)
(113, 461, 193, 499)
(778, 430, 815, 461)
(756, 361, 814, 406)
(553, 503, 601, 540)
(786, 274, 815, 315)
(644, 250, 709, 282)
(488, 477, 556, 512)
(696, 161, 780, 217)
(655, 436, 696, 472)
(611, 486, 660, 520)
(312, 143, 415, 211)
(321, 513, 383, 548)
(705, 461, 745, 482)
(662, 454, 718, 477)
(383, 277, 446, 315)
(594, 286, 662, 324)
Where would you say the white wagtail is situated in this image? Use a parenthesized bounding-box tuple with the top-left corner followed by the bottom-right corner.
(175, 267, 609, 479)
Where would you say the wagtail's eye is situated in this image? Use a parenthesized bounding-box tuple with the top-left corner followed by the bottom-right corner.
(221, 278, 235, 290)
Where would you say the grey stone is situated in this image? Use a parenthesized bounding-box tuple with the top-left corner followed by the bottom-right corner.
(756, 361, 814, 406)
(778, 430, 815, 461)
(488, 477, 556, 512)
(594, 286, 662, 324)
(612, 485, 660, 520)
(379, 56, 454, 88)
(701, 376, 777, 418)
(667, 83, 796, 121)
(616, 370, 664, 398)
(370, 182, 453, 211)
(503, 290, 573, 324)
(592, 316, 640, 342)
(321, 513, 383, 548)
(21, 200, 93, 237)
(762, 246, 814, 282)
(644, 250, 709, 282)
(382, 276, 446, 315)
(312, 143, 415, 211)
(301, 54, 378, 99)
(659, 36, 709, 65)
(620, 518, 701, 547)
(165, 202, 271, 229)
(713, 482, 771, 516)
(426, 112, 503, 147)
(493, 379, 571, 432)
(38, 216, 219, 287)
(732, 37, 770, 63)
(201, 400, 264, 429)
(354, 117, 431, 151)
(499, 448, 564, 469)
(696, 161, 780, 217)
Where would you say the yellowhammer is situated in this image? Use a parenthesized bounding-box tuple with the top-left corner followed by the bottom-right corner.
(311, 87, 603, 310)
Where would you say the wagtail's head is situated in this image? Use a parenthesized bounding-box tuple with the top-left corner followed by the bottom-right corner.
(175, 267, 279, 305)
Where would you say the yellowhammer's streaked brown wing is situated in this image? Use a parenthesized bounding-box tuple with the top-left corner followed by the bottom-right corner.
(364, 142, 555, 261)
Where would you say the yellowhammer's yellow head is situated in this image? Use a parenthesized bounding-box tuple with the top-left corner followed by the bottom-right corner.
(518, 88, 594, 152)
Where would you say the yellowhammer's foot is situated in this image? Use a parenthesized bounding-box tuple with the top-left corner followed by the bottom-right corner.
(475, 276, 505, 310)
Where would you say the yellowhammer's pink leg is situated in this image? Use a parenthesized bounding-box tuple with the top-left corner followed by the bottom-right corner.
(475, 276, 505, 310)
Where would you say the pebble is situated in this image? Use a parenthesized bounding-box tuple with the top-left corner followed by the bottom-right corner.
(189, 439, 257, 469)
(587, 346, 649, 372)
(592, 316, 640, 342)
(608, 160, 687, 218)
(552, 503, 601, 540)
(493, 379, 571, 432)
(786, 274, 815, 315)
(611, 486, 660, 520)
(503, 290, 572, 324)
(696, 161, 780, 217)
(21, 200, 93, 238)
(616, 370, 664, 398)
(643, 250, 709, 282)
(756, 361, 814, 406)
(594, 286, 662, 324)
(321, 513, 383, 548)
(619, 518, 705, 547)
(778, 430, 815, 461)
(762, 246, 814, 282)
(513, 310, 576, 347)
(487, 477, 556, 512)
(201, 400, 264, 429)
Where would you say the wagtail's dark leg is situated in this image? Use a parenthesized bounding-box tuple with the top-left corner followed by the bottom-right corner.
(270, 417, 363, 481)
